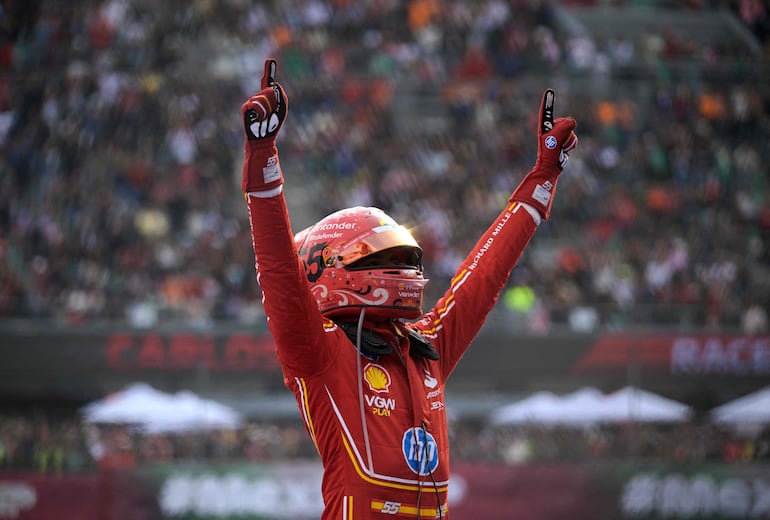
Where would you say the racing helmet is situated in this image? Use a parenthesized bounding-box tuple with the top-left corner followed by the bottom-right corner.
(294, 207, 428, 320)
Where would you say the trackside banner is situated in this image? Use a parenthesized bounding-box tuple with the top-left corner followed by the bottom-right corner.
(3, 462, 768, 519)
(617, 466, 770, 518)
(0, 326, 767, 401)
(572, 334, 770, 376)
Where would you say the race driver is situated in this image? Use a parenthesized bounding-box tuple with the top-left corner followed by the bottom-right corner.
(240, 59, 578, 519)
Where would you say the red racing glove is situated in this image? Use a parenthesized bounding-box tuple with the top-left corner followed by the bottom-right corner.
(241, 59, 288, 193)
(510, 89, 578, 220)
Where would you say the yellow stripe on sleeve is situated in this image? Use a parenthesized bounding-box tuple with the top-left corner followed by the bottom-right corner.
(297, 377, 317, 448)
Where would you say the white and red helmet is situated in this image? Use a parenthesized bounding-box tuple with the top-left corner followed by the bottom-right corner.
(294, 207, 428, 320)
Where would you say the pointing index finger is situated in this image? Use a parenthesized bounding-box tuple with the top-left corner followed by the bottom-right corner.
(541, 89, 555, 135)
(262, 59, 277, 89)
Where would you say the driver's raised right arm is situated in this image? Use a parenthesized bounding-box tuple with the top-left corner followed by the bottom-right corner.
(241, 59, 333, 376)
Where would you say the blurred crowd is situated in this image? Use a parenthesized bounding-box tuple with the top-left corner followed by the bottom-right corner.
(453, 420, 770, 464)
(1, 0, 769, 333)
(1, 411, 768, 473)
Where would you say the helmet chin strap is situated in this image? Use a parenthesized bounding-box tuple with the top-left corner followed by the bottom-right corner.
(355, 306, 375, 472)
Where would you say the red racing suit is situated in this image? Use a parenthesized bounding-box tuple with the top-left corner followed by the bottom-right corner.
(246, 191, 539, 519)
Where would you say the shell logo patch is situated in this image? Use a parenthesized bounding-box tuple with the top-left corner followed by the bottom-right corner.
(364, 363, 391, 393)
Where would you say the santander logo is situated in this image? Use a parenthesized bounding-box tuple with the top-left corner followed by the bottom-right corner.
(423, 369, 438, 389)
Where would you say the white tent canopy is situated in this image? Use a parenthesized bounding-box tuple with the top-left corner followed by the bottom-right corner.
(490, 386, 692, 426)
(490, 387, 607, 426)
(602, 387, 692, 423)
(489, 391, 566, 426)
(548, 387, 608, 425)
(82, 382, 243, 432)
(710, 386, 770, 425)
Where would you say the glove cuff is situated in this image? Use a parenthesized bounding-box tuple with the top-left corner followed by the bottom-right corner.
(242, 142, 283, 193)
(509, 164, 560, 221)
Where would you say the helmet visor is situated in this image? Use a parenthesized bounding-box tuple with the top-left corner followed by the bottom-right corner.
(337, 224, 421, 267)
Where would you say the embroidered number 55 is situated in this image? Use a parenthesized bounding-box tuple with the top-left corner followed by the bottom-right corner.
(380, 501, 401, 514)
